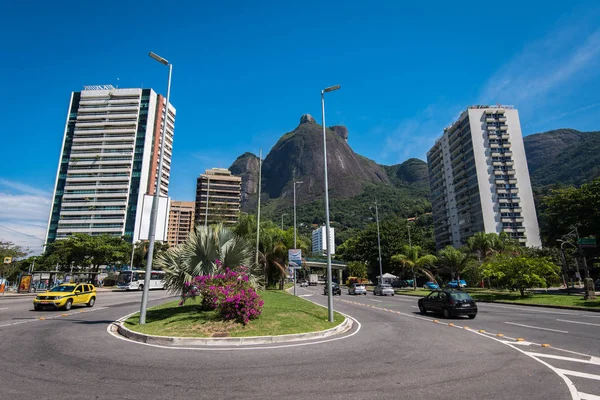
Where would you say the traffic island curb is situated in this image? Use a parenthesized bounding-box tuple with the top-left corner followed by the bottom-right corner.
(115, 315, 353, 347)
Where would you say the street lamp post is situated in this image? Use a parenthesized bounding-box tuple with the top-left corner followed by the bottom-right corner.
(139, 51, 172, 325)
(375, 201, 383, 285)
(321, 84, 340, 323)
(293, 181, 303, 296)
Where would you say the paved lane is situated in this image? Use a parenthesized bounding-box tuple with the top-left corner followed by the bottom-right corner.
(316, 286, 600, 399)
(0, 287, 572, 399)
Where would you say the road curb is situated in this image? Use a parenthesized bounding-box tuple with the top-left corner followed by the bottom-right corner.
(114, 288, 352, 347)
(392, 292, 600, 313)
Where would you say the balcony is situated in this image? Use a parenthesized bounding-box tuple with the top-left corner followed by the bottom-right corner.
(515, 217, 524, 222)
(499, 198, 510, 203)
(504, 151, 513, 157)
(487, 125, 498, 130)
(501, 218, 513, 223)
(501, 134, 510, 139)
(517, 228, 526, 233)
(502, 143, 512, 148)
(494, 170, 504, 175)
(507, 170, 516, 175)
(486, 117, 495, 123)
(500, 126, 508, 131)
(500, 207, 511, 213)
(505, 161, 514, 166)
(498, 117, 507, 122)
(510, 188, 519, 194)
(496, 188, 508, 194)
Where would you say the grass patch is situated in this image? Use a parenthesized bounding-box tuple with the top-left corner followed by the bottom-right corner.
(124, 290, 345, 338)
(393, 288, 600, 309)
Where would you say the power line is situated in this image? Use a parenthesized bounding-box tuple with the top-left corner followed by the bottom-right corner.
(0, 224, 45, 241)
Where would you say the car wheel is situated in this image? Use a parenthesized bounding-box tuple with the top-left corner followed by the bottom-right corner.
(138, 285, 143, 291)
(443, 308, 450, 319)
(468, 314, 476, 319)
(87, 296, 95, 307)
(419, 304, 426, 314)
(391, 294, 394, 296)
(363, 293, 366, 295)
(64, 299, 73, 311)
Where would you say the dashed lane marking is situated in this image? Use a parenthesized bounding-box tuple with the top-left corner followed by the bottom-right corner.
(527, 353, 600, 365)
(505, 321, 569, 334)
(556, 319, 600, 327)
(556, 369, 600, 382)
(477, 303, 580, 315)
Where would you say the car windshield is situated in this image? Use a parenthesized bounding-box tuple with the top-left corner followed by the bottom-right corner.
(49, 285, 75, 292)
(450, 292, 473, 301)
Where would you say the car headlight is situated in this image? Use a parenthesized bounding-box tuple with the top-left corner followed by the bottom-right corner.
(55, 296, 63, 300)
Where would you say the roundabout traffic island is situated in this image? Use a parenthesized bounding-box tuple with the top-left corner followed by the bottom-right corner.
(113, 290, 352, 347)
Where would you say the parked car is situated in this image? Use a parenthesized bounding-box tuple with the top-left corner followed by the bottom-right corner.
(324, 282, 342, 296)
(446, 280, 467, 288)
(392, 279, 409, 288)
(418, 289, 477, 319)
(300, 280, 309, 287)
(373, 284, 395, 296)
(33, 283, 97, 311)
(423, 282, 440, 290)
(348, 283, 367, 295)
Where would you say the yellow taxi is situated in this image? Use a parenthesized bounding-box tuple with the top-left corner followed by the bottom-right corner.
(33, 283, 97, 311)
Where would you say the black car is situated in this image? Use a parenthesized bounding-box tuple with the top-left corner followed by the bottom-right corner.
(418, 289, 477, 319)
(324, 282, 342, 296)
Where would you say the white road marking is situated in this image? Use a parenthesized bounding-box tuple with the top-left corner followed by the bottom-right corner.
(0, 307, 8, 310)
(504, 321, 569, 334)
(556, 369, 600, 382)
(411, 306, 418, 308)
(579, 391, 600, 400)
(370, 299, 382, 303)
(526, 353, 600, 365)
(478, 303, 579, 315)
(298, 294, 313, 298)
(556, 319, 600, 327)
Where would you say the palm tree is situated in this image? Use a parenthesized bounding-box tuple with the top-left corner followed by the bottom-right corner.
(258, 227, 288, 289)
(391, 245, 437, 290)
(437, 245, 471, 281)
(156, 224, 253, 294)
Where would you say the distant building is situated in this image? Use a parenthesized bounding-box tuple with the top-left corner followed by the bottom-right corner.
(426, 105, 540, 250)
(312, 226, 335, 256)
(167, 201, 195, 247)
(195, 168, 242, 226)
(45, 86, 175, 244)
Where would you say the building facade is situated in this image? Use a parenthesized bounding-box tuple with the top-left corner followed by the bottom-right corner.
(45, 85, 176, 244)
(312, 226, 335, 256)
(167, 201, 195, 247)
(195, 168, 242, 226)
(426, 105, 541, 250)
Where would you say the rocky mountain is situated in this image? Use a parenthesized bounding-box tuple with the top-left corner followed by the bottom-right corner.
(383, 158, 429, 188)
(523, 129, 600, 189)
(235, 115, 391, 210)
(229, 152, 261, 210)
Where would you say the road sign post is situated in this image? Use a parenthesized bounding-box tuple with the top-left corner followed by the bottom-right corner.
(288, 249, 302, 296)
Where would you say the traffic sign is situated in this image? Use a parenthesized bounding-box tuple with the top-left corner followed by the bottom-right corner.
(578, 238, 597, 248)
(288, 249, 302, 269)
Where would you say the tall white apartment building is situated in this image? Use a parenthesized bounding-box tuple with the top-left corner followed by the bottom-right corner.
(45, 85, 176, 244)
(426, 105, 541, 250)
(312, 226, 335, 256)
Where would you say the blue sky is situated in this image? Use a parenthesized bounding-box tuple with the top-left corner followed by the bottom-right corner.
(1, 0, 599, 251)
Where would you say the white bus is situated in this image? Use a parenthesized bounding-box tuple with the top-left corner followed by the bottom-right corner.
(117, 270, 166, 291)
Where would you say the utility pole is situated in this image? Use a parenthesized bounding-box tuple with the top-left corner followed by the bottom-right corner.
(375, 201, 383, 286)
(255, 150, 262, 283)
(293, 181, 303, 296)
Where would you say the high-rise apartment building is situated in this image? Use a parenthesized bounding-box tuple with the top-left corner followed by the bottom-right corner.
(427, 105, 540, 249)
(312, 226, 335, 256)
(195, 168, 242, 226)
(45, 85, 175, 244)
(167, 201, 195, 247)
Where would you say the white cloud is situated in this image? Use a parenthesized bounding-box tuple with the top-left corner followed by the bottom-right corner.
(0, 179, 51, 254)
(478, 26, 600, 105)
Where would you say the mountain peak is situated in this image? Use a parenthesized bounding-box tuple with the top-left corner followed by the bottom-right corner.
(299, 114, 316, 124)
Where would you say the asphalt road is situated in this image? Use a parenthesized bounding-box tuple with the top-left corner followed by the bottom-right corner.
(0, 285, 595, 399)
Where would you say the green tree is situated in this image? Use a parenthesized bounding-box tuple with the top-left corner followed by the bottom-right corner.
(346, 261, 367, 279)
(543, 178, 600, 242)
(157, 224, 253, 294)
(391, 245, 437, 289)
(437, 246, 472, 281)
(0, 241, 29, 261)
(132, 240, 170, 269)
(481, 254, 561, 296)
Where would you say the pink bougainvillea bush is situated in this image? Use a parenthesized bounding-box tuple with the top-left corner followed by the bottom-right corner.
(180, 265, 263, 325)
